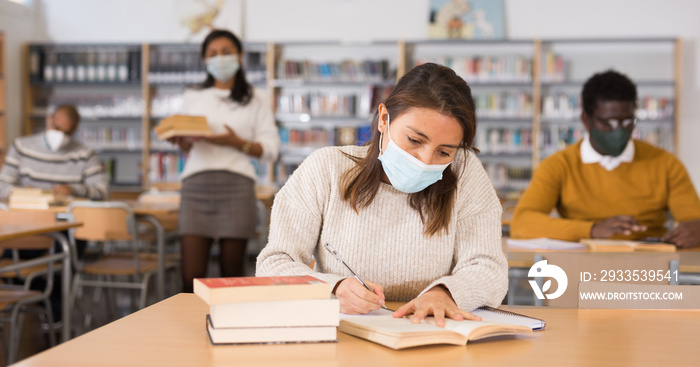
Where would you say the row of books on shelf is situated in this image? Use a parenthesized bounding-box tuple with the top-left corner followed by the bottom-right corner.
(148, 47, 266, 85)
(540, 50, 567, 82)
(276, 59, 391, 82)
(279, 126, 372, 147)
(542, 94, 674, 120)
(277, 92, 360, 116)
(33, 93, 143, 119)
(148, 152, 187, 183)
(29, 46, 141, 83)
(414, 55, 532, 82)
(78, 125, 141, 150)
(484, 163, 532, 192)
(148, 47, 205, 84)
(474, 92, 533, 118)
(475, 127, 534, 155)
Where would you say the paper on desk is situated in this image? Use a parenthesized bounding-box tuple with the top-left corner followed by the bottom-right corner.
(507, 237, 586, 250)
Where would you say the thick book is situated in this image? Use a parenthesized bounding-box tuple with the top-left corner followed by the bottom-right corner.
(155, 114, 211, 140)
(194, 276, 330, 305)
(206, 315, 338, 345)
(9, 188, 67, 209)
(210, 298, 340, 328)
(580, 239, 676, 252)
(339, 308, 534, 350)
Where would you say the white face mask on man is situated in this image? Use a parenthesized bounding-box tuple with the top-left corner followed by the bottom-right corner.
(45, 129, 69, 152)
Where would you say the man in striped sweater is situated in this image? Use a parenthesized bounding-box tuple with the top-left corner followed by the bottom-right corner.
(0, 104, 109, 200)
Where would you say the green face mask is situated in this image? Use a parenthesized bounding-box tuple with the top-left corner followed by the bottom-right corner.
(589, 125, 633, 157)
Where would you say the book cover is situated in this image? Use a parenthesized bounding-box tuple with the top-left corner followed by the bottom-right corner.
(339, 309, 532, 350)
(194, 276, 330, 305)
(206, 315, 338, 345)
(210, 298, 339, 328)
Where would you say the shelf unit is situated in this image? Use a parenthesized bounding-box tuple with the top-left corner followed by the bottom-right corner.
(265, 40, 401, 185)
(0, 32, 5, 163)
(20, 38, 681, 196)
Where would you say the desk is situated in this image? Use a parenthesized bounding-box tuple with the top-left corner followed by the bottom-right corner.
(12, 293, 700, 367)
(5, 200, 179, 301)
(504, 238, 700, 274)
(0, 220, 82, 343)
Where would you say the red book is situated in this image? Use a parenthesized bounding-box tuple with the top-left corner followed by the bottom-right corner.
(194, 276, 330, 305)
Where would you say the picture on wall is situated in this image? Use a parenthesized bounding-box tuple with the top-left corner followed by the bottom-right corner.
(428, 0, 505, 40)
(176, 0, 243, 41)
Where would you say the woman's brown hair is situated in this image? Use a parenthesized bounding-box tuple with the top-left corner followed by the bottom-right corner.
(341, 63, 478, 235)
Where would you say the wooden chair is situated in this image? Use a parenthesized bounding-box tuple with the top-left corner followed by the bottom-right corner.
(135, 191, 181, 296)
(66, 201, 158, 334)
(0, 210, 60, 364)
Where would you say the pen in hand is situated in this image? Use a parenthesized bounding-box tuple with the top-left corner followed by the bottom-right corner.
(323, 243, 393, 312)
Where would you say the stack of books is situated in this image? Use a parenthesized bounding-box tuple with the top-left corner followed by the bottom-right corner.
(154, 115, 212, 140)
(194, 275, 340, 345)
(9, 188, 67, 209)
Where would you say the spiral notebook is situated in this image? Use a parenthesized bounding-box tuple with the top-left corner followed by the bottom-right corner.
(471, 306, 546, 331)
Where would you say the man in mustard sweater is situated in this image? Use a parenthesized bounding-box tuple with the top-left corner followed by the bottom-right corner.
(511, 70, 700, 248)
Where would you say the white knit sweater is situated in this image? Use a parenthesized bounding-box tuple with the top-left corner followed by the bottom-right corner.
(256, 145, 507, 310)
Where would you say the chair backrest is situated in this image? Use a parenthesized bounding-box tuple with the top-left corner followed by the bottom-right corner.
(67, 201, 136, 242)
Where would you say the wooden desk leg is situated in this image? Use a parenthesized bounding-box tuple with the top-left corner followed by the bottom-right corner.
(139, 215, 166, 301)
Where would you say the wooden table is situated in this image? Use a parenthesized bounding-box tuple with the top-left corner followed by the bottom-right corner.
(0, 220, 82, 342)
(11, 293, 700, 367)
(5, 200, 179, 301)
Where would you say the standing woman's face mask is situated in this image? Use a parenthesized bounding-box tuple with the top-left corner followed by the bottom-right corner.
(204, 37, 241, 82)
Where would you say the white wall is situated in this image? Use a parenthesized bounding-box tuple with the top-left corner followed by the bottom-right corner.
(2, 0, 700, 187)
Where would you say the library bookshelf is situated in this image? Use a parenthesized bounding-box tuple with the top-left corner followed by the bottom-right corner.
(21, 38, 682, 198)
(0, 32, 6, 163)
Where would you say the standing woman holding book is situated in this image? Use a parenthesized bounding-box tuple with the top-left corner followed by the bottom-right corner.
(257, 63, 507, 326)
(172, 29, 280, 292)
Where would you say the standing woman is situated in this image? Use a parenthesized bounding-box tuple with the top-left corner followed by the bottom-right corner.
(173, 29, 280, 292)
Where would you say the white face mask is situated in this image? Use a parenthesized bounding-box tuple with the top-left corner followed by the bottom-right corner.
(205, 55, 240, 82)
(45, 129, 67, 152)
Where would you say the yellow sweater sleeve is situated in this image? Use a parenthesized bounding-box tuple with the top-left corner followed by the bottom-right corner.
(510, 153, 594, 241)
(666, 154, 700, 223)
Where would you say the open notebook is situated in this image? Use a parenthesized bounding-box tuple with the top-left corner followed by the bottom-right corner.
(339, 307, 543, 350)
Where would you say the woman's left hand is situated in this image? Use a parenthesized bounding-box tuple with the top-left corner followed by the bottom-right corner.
(205, 125, 244, 147)
(392, 285, 481, 327)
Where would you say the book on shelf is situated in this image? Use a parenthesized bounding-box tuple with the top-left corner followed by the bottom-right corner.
(193, 275, 330, 305)
(206, 315, 338, 345)
(154, 114, 212, 140)
(8, 188, 68, 209)
(210, 298, 340, 328)
(580, 239, 676, 252)
(339, 307, 538, 350)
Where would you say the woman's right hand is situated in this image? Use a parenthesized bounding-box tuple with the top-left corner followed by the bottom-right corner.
(334, 278, 386, 314)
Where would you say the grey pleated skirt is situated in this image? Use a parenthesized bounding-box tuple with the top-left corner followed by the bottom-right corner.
(179, 170, 258, 239)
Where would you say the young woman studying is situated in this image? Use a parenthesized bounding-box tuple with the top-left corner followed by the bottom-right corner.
(256, 63, 507, 326)
(172, 29, 280, 292)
